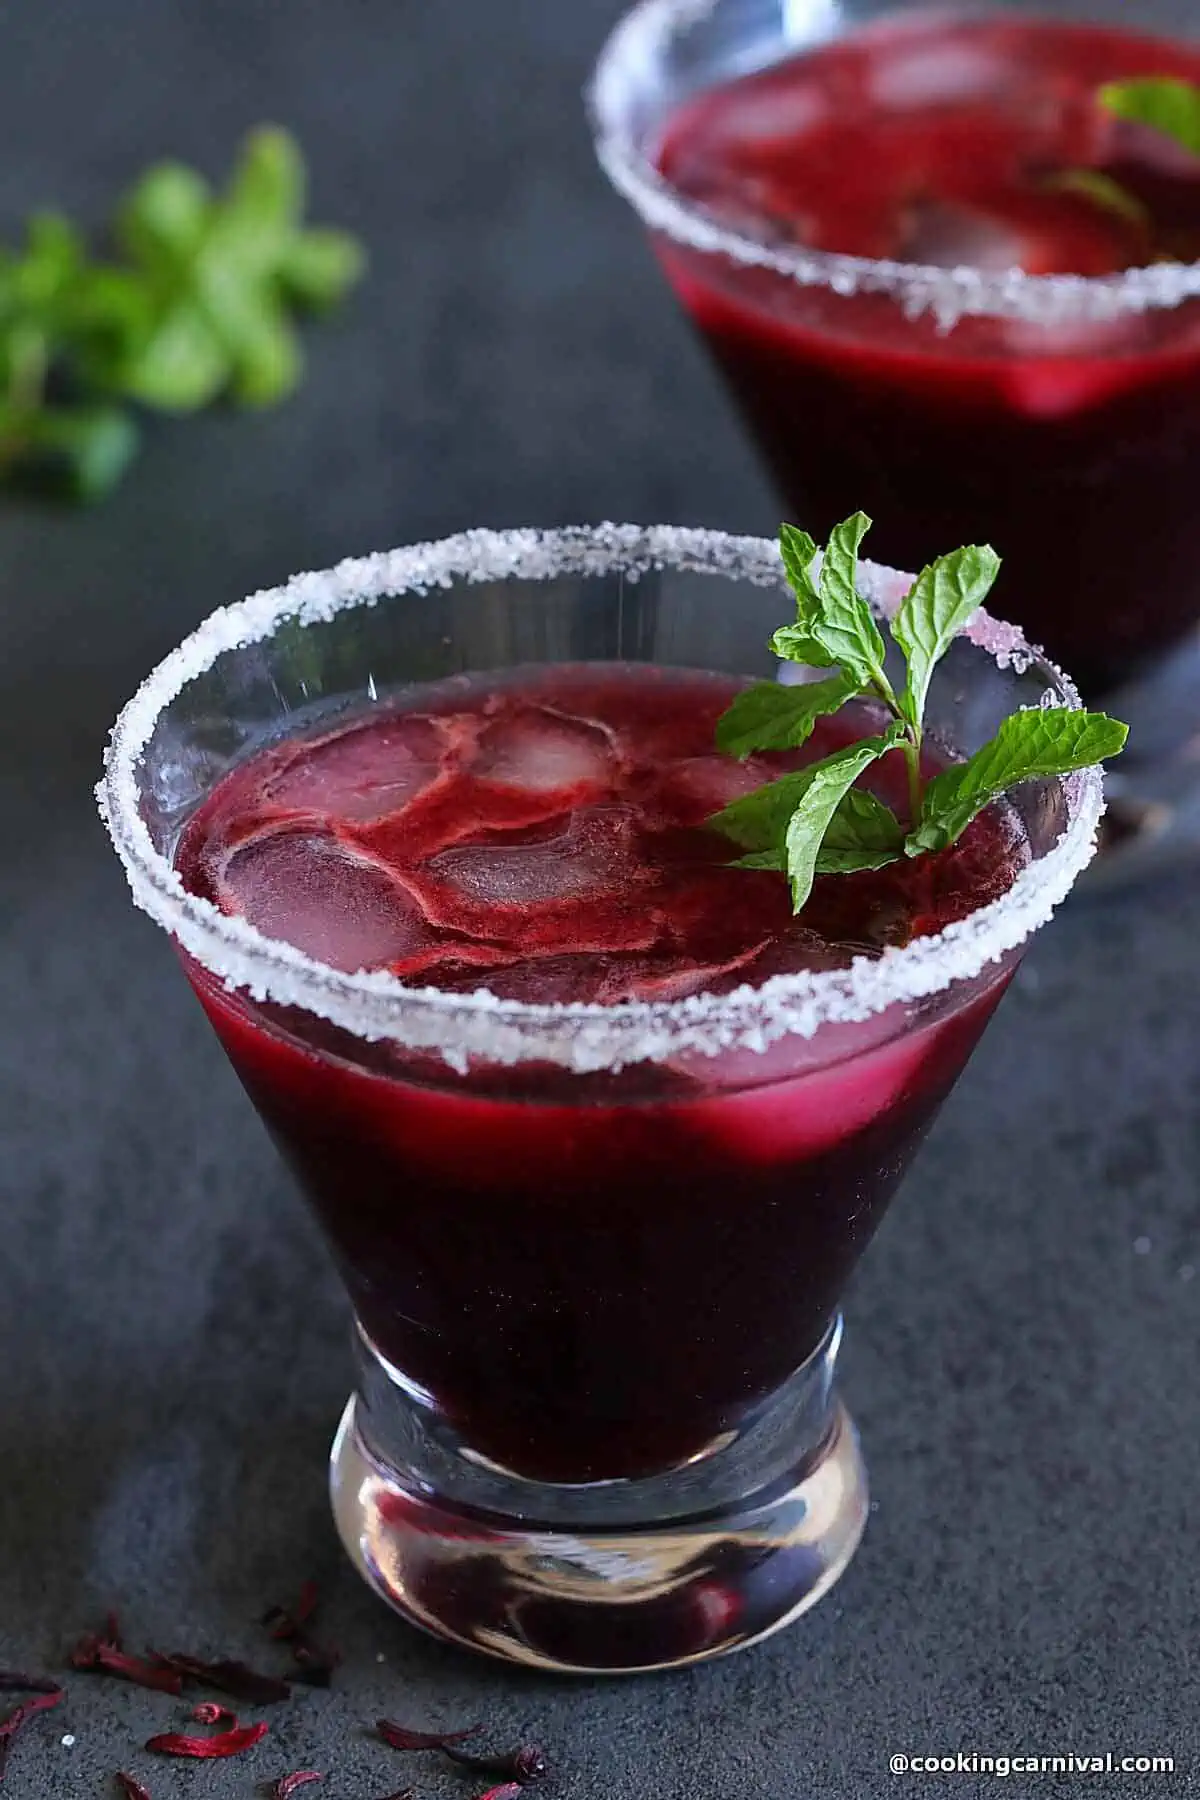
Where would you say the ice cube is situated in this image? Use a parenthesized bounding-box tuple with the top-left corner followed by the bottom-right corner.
(217, 827, 444, 972)
(404, 806, 663, 954)
(262, 713, 454, 823)
(427, 805, 637, 908)
(419, 947, 769, 1007)
(424, 952, 623, 1006)
(869, 37, 1009, 111)
(901, 190, 1138, 278)
(608, 944, 774, 1002)
(685, 75, 827, 153)
(472, 704, 619, 796)
(901, 197, 1045, 272)
(649, 754, 771, 828)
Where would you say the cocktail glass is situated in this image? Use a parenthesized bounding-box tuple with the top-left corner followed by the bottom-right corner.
(589, 0, 1200, 880)
(99, 525, 1102, 1673)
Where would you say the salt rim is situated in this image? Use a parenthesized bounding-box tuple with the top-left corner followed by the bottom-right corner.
(96, 523, 1102, 1076)
(588, 0, 1200, 331)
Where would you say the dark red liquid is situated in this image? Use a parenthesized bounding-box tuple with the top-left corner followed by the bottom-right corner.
(655, 13, 1200, 693)
(177, 666, 1023, 1482)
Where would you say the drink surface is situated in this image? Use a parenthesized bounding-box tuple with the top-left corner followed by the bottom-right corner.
(176, 662, 1025, 996)
(176, 662, 1024, 1483)
(652, 13, 1200, 691)
(658, 15, 1200, 275)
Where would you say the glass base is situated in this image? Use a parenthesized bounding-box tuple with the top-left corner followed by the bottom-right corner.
(329, 1317, 868, 1673)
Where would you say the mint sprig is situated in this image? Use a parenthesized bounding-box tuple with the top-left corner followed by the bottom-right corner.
(711, 516, 1128, 913)
(1098, 77, 1200, 158)
(0, 126, 365, 502)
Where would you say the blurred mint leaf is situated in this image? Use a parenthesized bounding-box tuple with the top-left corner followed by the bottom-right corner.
(715, 671, 859, 757)
(120, 300, 228, 412)
(109, 124, 362, 416)
(892, 544, 1001, 729)
(908, 708, 1129, 855)
(1099, 77, 1200, 157)
(9, 404, 140, 502)
(0, 124, 365, 503)
(278, 227, 366, 311)
(115, 163, 211, 271)
(1041, 167, 1150, 227)
(225, 126, 305, 251)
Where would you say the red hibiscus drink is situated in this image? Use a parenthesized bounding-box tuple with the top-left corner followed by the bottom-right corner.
(99, 526, 1102, 1673)
(591, 2, 1200, 698)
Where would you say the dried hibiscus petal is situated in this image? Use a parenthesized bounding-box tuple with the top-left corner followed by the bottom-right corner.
(376, 1719, 480, 1752)
(145, 1720, 269, 1759)
(446, 1743, 548, 1784)
(151, 1654, 291, 1704)
(115, 1776, 152, 1800)
(270, 1775, 323, 1798)
(70, 1626, 183, 1696)
(190, 1701, 236, 1726)
(0, 1688, 63, 1781)
(262, 1581, 319, 1641)
(260, 1585, 338, 1686)
(473, 1786, 523, 1800)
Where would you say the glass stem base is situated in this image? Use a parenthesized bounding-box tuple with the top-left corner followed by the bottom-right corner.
(329, 1317, 869, 1673)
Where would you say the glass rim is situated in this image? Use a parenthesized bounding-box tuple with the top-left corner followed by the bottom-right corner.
(97, 522, 1102, 1074)
(588, 0, 1200, 332)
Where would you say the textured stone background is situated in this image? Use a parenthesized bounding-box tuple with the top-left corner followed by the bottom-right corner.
(1, 1, 1196, 1794)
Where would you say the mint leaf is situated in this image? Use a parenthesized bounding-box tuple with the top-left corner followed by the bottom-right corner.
(784, 738, 900, 910)
(779, 523, 820, 610)
(222, 127, 305, 264)
(121, 301, 228, 412)
(771, 621, 839, 666)
(712, 762, 837, 855)
(22, 403, 140, 502)
(1099, 77, 1200, 158)
(712, 721, 903, 875)
(814, 787, 903, 875)
(893, 544, 1001, 729)
(811, 512, 889, 688)
(278, 227, 366, 311)
(775, 523, 838, 667)
(908, 708, 1129, 855)
(715, 672, 859, 757)
(731, 848, 785, 872)
(116, 164, 211, 271)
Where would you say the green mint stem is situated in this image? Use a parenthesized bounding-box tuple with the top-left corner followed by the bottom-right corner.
(902, 731, 923, 825)
(865, 666, 924, 824)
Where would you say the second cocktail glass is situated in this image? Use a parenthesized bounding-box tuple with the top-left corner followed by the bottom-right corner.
(99, 526, 1102, 1673)
(590, 0, 1200, 870)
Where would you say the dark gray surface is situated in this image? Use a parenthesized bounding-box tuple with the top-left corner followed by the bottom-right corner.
(1, 1, 1197, 1794)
